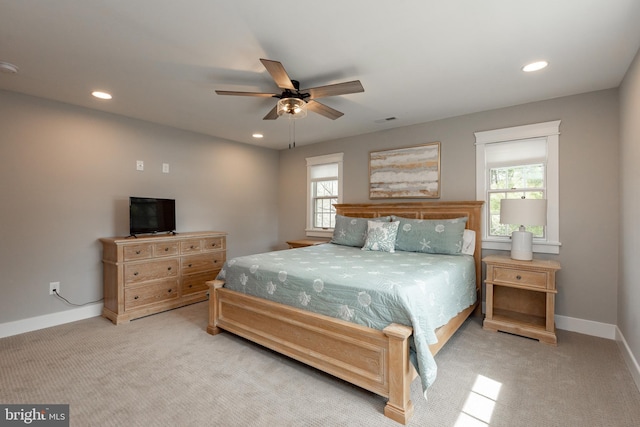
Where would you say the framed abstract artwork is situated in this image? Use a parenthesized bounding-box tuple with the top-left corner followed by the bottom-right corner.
(369, 142, 441, 199)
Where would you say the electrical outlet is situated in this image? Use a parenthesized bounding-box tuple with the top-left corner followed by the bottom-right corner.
(49, 282, 60, 295)
(162, 163, 170, 173)
(136, 160, 144, 171)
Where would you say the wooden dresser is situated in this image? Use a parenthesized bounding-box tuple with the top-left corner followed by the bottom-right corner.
(100, 231, 226, 324)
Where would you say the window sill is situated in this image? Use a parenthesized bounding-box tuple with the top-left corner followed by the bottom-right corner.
(306, 229, 333, 238)
(482, 239, 561, 255)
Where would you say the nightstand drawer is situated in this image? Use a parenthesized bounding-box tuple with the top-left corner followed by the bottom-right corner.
(492, 267, 547, 289)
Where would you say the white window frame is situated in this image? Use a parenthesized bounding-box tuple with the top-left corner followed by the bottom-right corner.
(475, 121, 561, 254)
(306, 153, 343, 238)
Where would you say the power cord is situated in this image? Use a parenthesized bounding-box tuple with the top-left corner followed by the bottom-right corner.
(53, 289, 103, 307)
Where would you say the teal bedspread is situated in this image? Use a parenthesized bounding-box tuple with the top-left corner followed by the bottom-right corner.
(216, 243, 476, 397)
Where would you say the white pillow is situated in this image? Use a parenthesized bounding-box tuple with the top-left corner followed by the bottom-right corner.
(461, 229, 476, 255)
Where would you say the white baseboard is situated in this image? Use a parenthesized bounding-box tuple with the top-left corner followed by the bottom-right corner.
(0, 305, 622, 341)
(0, 303, 103, 339)
(480, 303, 617, 339)
(616, 327, 640, 393)
(554, 314, 617, 339)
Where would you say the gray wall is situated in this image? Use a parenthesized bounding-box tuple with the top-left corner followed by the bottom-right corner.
(0, 90, 280, 324)
(620, 48, 640, 365)
(278, 89, 620, 326)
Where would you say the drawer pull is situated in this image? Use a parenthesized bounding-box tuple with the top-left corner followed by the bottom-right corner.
(167, 266, 172, 271)
(189, 284, 193, 288)
(188, 263, 192, 268)
(516, 275, 522, 280)
(133, 272, 139, 276)
(211, 243, 217, 247)
(190, 245, 195, 249)
(165, 247, 169, 252)
(134, 295, 139, 300)
(135, 250, 141, 254)
(168, 289, 172, 293)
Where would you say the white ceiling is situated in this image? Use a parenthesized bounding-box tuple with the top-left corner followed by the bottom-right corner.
(1, 1, 639, 150)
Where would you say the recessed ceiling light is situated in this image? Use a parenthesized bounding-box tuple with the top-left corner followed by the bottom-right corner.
(92, 91, 112, 100)
(522, 61, 548, 72)
(0, 61, 19, 74)
(252, 133, 264, 139)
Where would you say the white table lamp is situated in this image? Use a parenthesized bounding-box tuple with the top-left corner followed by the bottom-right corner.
(500, 198, 547, 261)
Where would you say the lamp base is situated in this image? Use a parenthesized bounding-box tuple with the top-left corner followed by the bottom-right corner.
(510, 229, 533, 261)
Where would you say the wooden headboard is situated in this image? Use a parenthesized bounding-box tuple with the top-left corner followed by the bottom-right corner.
(334, 201, 484, 301)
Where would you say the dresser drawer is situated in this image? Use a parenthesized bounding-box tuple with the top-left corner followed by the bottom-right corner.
(181, 239, 203, 254)
(152, 242, 179, 257)
(181, 271, 218, 295)
(492, 267, 547, 289)
(123, 244, 152, 261)
(203, 237, 225, 252)
(125, 280, 179, 309)
(181, 252, 225, 275)
(124, 259, 179, 285)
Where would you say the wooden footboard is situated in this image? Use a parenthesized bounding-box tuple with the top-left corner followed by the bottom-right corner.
(207, 280, 415, 424)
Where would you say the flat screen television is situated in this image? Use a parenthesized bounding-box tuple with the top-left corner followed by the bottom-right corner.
(129, 197, 176, 236)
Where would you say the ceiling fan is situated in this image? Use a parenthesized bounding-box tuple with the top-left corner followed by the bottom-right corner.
(215, 59, 364, 120)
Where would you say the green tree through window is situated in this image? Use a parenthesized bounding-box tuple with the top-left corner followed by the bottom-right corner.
(488, 164, 545, 238)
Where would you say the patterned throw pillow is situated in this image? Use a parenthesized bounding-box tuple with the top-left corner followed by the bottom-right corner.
(392, 216, 468, 255)
(361, 220, 400, 253)
(331, 215, 390, 247)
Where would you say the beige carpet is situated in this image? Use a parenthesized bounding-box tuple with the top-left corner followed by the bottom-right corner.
(1, 302, 639, 427)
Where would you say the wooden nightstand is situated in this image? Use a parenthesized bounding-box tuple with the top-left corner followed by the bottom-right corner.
(286, 239, 329, 249)
(482, 255, 561, 345)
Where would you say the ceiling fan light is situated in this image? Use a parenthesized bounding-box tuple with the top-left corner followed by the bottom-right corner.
(277, 98, 307, 119)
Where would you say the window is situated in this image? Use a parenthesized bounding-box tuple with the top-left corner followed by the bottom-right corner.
(475, 121, 561, 254)
(306, 153, 343, 237)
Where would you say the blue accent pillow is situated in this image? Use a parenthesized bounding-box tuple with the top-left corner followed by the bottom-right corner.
(361, 220, 400, 253)
(392, 216, 468, 254)
(331, 215, 391, 247)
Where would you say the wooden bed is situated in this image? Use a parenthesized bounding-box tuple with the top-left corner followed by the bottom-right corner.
(207, 201, 483, 424)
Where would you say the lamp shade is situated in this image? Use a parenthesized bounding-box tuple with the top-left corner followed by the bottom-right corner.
(500, 198, 547, 226)
(277, 98, 307, 119)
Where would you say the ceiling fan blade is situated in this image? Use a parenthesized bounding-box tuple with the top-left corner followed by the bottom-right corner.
(307, 100, 344, 120)
(263, 105, 279, 120)
(302, 80, 364, 99)
(260, 59, 296, 90)
(215, 90, 277, 97)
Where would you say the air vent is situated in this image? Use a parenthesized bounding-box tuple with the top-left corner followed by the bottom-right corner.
(374, 117, 397, 123)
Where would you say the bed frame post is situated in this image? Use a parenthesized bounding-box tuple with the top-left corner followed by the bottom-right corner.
(383, 323, 414, 425)
(206, 280, 225, 335)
